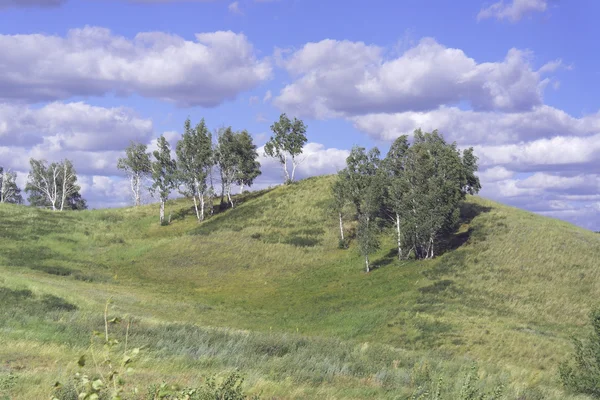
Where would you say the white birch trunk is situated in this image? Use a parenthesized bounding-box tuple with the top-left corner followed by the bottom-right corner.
(134, 175, 142, 206)
(239, 182, 245, 194)
(52, 167, 58, 211)
(396, 213, 402, 260)
(192, 195, 200, 221)
(0, 171, 4, 203)
(159, 201, 165, 224)
(365, 255, 370, 273)
(200, 193, 205, 221)
(60, 166, 66, 211)
(282, 154, 290, 183)
(226, 183, 234, 208)
(338, 212, 344, 241)
(290, 158, 298, 183)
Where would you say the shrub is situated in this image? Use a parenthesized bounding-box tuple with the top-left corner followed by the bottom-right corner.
(559, 308, 600, 397)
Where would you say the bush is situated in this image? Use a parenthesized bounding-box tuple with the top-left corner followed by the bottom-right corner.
(337, 238, 349, 249)
(559, 308, 600, 397)
(52, 300, 258, 400)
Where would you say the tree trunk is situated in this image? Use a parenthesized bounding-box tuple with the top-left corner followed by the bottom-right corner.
(282, 154, 290, 184)
(192, 195, 200, 221)
(396, 213, 402, 260)
(134, 175, 141, 207)
(199, 194, 205, 221)
(239, 182, 245, 194)
(365, 255, 370, 273)
(227, 184, 234, 208)
(430, 236, 434, 259)
(159, 200, 165, 224)
(338, 212, 344, 241)
(291, 159, 298, 183)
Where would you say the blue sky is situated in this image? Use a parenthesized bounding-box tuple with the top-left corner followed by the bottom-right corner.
(0, 0, 598, 230)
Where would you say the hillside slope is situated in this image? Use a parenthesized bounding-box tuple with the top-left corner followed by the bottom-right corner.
(1, 175, 599, 399)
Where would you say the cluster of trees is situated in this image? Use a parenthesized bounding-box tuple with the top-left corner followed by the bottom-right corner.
(25, 159, 87, 211)
(0, 113, 308, 220)
(118, 118, 262, 224)
(1, 159, 87, 211)
(118, 113, 309, 224)
(1, 160, 87, 211)
(332, 129, 481, 272)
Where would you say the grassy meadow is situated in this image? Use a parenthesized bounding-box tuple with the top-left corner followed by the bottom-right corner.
(1, 175, 599, 399)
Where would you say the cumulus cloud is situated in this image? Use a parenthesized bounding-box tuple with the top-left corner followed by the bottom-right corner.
(0, 101, 154, 181)
(477, 0, 548, 22)
(350, 105, 600, 145)
(0, 26, 271, 106)
(254, 142, 349, 186)
(0, 102, 153, 151)
(274, 38, 554, 118)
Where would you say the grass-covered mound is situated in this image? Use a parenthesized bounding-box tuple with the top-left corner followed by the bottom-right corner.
(0, 175, 598, 399)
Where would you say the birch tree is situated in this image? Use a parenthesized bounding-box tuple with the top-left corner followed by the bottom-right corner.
(264, 113, 307, 184)
(176, 118, 213, 222)
(0, 167, 23, 204)
(394, 129, 481, 259)
(215, 127, 240, 209)
(25, 159, 84, 211)
(235, 130, 261, 194)
(383, 135, 410, 259)
(338, 146, 384, 272)
(331, 177, 349, 246)
(150, 135, 177, 225)
(117, 141, 152, 207)
(59, 160, 79, 212)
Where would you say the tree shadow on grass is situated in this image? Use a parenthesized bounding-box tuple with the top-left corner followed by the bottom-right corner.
(435, 202, 492, 256)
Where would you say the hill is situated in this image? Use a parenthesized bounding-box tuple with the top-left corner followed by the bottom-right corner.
(1, 175, 599, 399)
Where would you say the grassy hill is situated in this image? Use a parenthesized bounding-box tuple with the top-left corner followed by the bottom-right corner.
(1, 175, 599, 399)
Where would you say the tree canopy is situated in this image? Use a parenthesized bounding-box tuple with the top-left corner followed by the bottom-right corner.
(334, 129, 481, 268)
(264, 113, 307, 184)
(117, 141, 152, 207)
(25, 158, 85, 211)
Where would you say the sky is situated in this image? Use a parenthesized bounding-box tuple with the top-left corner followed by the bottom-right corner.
(0, 0, 598, 231)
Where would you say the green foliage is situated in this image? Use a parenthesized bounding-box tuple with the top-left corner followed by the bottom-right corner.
(25, 158, 85, 211)
(264, 113, 307, 184)
(52, 301, 259, 400)
(335, 128, 481, 262)
(147, 371, 259, 400)
(150, 136, 178, 224)
(560, 308, 600, 397)
(215, 126, 260, 209)
(176, 118, 214, 221)
(410, 365, 504, 400)
(0, 167, 23, 204)
(1, 176, 599, 399)
(117, 141, 152, 207)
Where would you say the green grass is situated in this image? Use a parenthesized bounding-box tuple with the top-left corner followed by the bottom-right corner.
(0, 175, 598, 399)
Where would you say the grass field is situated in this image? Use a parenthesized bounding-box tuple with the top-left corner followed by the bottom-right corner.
(1, 175, 599, 399)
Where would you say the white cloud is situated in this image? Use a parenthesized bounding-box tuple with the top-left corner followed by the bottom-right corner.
(473, 134, 600, 171)
(477, 166, 515, 182)
(228, 1, 241, 14)
(0, 102, 153, 151)
(350, 105, 600, 145)
(255, 142, 349, 185)
(0, 26, 271, 107)
(255, 113, 269, 123)
(274, 38, 553, 118)
(477, 0, 548, 22)
(263, 90, 272, 103)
